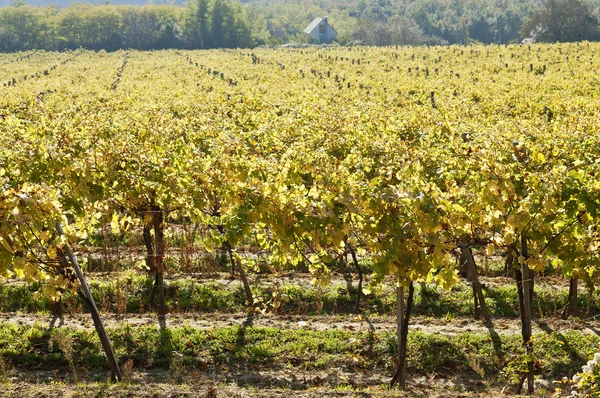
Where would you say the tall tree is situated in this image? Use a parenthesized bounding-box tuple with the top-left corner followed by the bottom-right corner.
(470, 15, 494, 43)
(521, 0, 600, 42)
(197, 0, 209, 48)
(210, 0, 226, 47)
(0, 5, 55, 51)
(494, 10, 522, 44)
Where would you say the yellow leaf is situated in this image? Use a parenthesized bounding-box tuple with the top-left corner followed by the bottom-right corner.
(47, 246, 57, 260)
(506, 214, 519, 228)
(435, 267, 459, 290)
(39, 231, 51, 242)
(543, 198, 556, 212)
(110, 213, 120, 234)
(534, 152, 546, 163)
(452, 203, 466, 213)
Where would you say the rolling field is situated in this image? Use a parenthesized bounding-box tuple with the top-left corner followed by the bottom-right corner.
(1, 43, 600, 397)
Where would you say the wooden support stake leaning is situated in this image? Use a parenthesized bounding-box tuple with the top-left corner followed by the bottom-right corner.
(462, 246, 491, 322)
(55, 222, 123, 382)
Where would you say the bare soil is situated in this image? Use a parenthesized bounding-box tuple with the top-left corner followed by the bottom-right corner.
(1, 311, 598, 337)
(0, 368, 561, 397)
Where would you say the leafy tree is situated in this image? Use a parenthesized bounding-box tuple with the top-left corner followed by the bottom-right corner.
(352, 15, 428, 45)
(0, 5, 56, 51)
(197, 0, 209, 48)
(84, 7, 123, 51)
(494, 10, 522, 44)
(184, 0, 210, 48)
(210, 0, 226, 47)
(57, 5, 94, 49)
(181, 0, 253, 49)
(121, 7, 160, 50)
(470, 15, 493, 43)
(154, 23, 184, 49)
(521, 0, 600, 42)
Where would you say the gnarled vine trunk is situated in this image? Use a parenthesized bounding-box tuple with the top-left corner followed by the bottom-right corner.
(561, 277, 578, 319)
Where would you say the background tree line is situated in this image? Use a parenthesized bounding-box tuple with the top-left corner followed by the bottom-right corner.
(0, 0, 599, 52)
(243, 0, 600, 46)
(0, 0, 252, 51)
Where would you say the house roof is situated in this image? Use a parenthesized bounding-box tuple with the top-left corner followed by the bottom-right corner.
(304, 17, 324, 34)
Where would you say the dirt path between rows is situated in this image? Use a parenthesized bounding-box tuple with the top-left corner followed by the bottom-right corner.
(2, 311, 598, 337)
(0, 373, 534, 398)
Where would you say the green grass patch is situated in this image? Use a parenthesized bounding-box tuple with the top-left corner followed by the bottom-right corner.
(1, 276, 599, 321)
(0, 323, 598, 384)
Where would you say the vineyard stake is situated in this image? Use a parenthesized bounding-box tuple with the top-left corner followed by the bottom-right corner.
(514, 235, 534, 394)
(394, 284, 404, 388)
(349, 245, 363, 314)
(55, 222, 123, 382)
(153, 210, 166, 316)
(391, 281, 414, 389)
(521, 235, 534, 394)
(562, 277, 578, 319)
(225, 241, 254, 305)
(462, 246, 491, 322)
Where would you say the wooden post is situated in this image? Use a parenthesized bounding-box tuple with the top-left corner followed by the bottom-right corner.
(458, 248, 469, 278)
(349, 247, 363, 314)
(391, 281, 414, 389)
(142, 223, 155, 272)
(462, 246, 490, 322)
(516, 235, 534, 394)
(153, 210, 166, 316)
(225, 241, 253, 305)
(395, 284, 405, 387)
(571, 277, 578, 317)
(55, 223, 122, 382)
(505, 249, 514, 276)
(562, 277, 578, 319)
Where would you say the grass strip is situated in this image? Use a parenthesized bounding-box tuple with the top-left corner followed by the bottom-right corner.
(0, 322, 598, 384)
(1, 276, 598, 320)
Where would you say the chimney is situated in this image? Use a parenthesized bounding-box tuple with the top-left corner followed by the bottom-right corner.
(324, 16, 328, 23)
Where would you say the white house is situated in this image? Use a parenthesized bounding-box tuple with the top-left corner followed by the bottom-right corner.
(304, 17, 337, 44)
